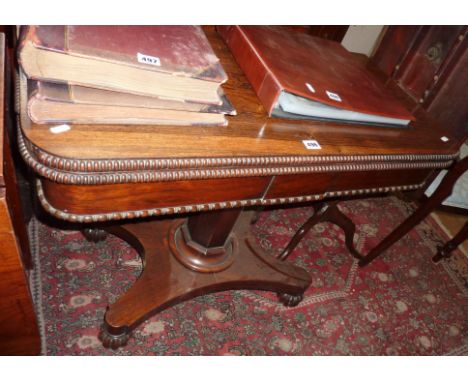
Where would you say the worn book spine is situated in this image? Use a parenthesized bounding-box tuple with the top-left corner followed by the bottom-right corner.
(25, 79, 228, 126)
(217, 26, 282, 115)
(27, 80, 236, 116)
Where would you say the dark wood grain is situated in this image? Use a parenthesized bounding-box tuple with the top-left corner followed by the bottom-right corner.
(41, 176, 271, 215)
(99, 214, 311, 348)
(371, 25, 468, 142)
(0, 34, 3, 187)
(187, 209, 241, 248)
(371, 26, 423, 78)
(266, 169, 432, 199)
(265, 173, 334, 199)
(0, 191, 40, 355)
(0, 32, 40, 356)
(425, 36, 468, 142)
(4, 92, 33, 269)
(396, 26, 465, 102)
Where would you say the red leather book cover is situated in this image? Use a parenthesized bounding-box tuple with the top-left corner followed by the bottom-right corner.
(217, 25, 414, 121)
(19, 25, 227, 83)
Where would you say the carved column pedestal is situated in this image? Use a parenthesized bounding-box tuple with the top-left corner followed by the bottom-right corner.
(98, 210, 311, 349)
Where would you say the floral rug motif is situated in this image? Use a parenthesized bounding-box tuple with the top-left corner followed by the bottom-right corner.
(31, 196, 467, 355)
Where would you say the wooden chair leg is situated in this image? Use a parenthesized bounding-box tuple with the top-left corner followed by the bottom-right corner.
(359, 157, 468, 267)
(432, 221, 468, 263)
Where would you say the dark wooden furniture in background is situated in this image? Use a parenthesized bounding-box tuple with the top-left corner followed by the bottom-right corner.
(0, 32, 40, 355)
(361, 156, 468, 266)
(18, 27, 461, 349)
(364, 25, 468, 264)
(371, 25, 468, 141)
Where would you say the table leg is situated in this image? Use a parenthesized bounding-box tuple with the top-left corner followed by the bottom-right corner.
(278, 201, 364, 262)
(432, 221, 468, 263)
(98, 210, 311, 349)
(359, 158, 468, 266)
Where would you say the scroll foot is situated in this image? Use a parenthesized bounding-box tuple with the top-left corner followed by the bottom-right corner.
(82, 228, 108, 243)
(98, 323, 130, 349)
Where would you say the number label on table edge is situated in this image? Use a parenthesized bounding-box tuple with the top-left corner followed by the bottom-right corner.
(302, 140, 322, 150)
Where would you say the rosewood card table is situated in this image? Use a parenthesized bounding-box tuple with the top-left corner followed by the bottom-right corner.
(17, 27, 461, 348)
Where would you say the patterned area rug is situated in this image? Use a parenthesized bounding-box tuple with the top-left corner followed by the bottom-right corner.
(30, 196, 467, 355)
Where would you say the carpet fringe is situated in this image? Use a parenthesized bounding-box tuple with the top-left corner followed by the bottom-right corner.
(426, 214, 468, 296)
(443, 343, 468, 356)
(28, 217, 47, 355)
(240, 260, 359, 312)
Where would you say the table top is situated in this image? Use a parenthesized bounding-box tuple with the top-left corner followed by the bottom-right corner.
(19, 27, 461, 162)
(17, 29, 462, 225)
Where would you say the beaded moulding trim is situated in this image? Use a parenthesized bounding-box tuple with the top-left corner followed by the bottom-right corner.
(19, 129, 456, 185)
(36, 178, 426, 223)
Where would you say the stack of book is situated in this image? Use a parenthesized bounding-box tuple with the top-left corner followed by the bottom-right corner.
(18, 26, 235, 126)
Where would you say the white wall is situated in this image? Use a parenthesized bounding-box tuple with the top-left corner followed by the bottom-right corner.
(341, 25, 385, 57)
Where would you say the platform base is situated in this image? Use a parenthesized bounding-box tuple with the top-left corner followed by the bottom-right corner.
(100, 214, 311, 348)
